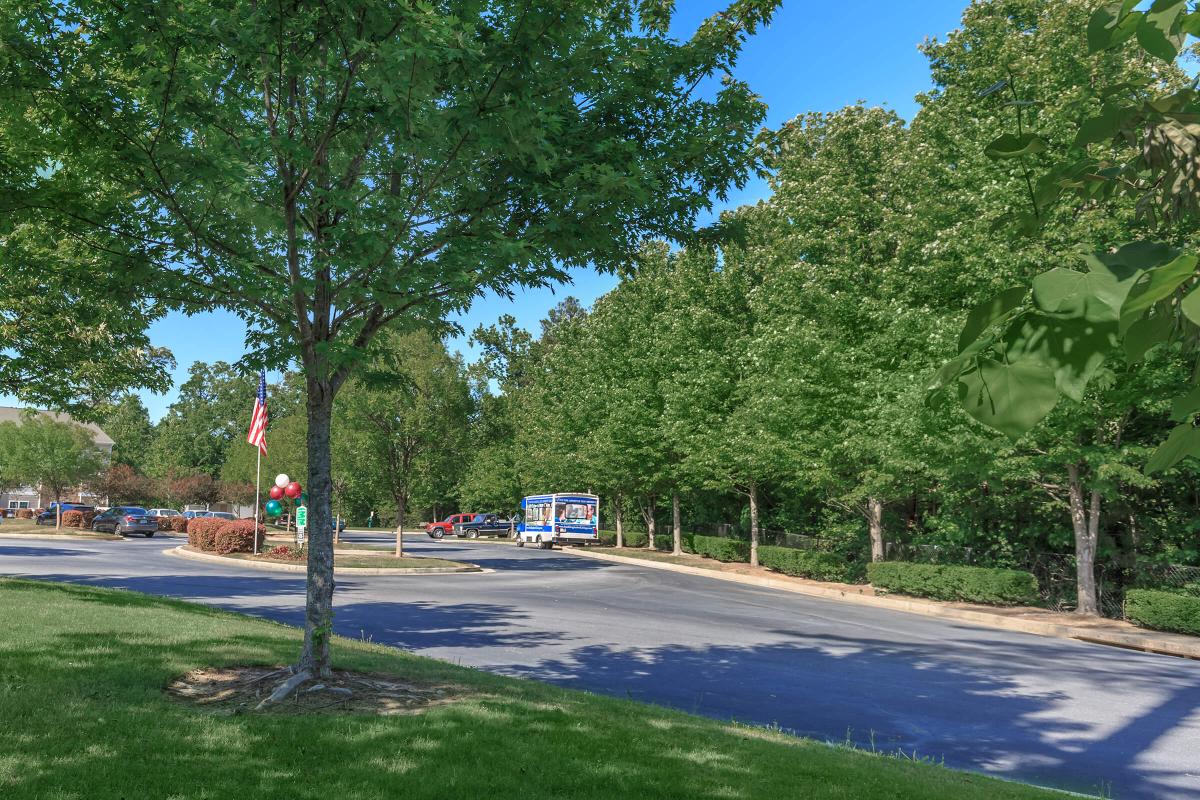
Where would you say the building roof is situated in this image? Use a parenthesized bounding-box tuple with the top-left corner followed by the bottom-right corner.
(0, 406, 115, 447)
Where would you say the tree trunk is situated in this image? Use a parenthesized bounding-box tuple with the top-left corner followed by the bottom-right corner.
(298, 383, 335, 679)
(54, 490, 62, 530)
(394, 498, 406, 557)
(614, 494, 624, 548)
(671, 491, 682, 556)
(641, 497, 656, 549)
(748, 481, 760, 568)
(868, 496, 885, 563)
(1067, 463, 1100, 616)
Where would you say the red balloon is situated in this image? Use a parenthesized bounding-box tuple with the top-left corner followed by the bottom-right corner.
(284, 481, 302, 499)
(268, 485, 284, 501)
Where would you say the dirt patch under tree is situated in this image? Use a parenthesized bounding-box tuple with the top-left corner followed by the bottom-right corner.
(166, 665, 467, 715)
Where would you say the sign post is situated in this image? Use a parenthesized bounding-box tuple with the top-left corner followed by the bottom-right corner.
(296, 504, 307, 546)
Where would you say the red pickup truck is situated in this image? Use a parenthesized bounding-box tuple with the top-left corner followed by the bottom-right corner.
(425, 513, 474, 539)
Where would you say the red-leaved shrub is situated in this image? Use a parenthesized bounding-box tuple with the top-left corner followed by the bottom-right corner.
(61, 510, 84, 528)
(212, 519, 265, 554)
(155, 516, 174, 531)
(186, 517, 225, 551)
(80, 510, 98, 529)
(17, 509, 33, 519)
(170, 516, 188, 533)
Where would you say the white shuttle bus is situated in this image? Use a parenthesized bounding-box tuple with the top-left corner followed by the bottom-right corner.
(516, 493, 600, 549)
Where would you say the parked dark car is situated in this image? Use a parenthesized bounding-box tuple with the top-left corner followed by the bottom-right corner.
(35, 503, 94, 525)
(91, 506, 158, 537)
(452, 512, 519, 539)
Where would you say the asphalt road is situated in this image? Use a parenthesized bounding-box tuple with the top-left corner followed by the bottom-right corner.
(2, 532, 1198, 799)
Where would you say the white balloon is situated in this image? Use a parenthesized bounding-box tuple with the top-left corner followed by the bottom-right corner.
(274, 473, 290, 488)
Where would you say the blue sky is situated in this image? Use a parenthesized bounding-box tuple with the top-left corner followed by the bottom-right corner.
(86, 1, 970, 420)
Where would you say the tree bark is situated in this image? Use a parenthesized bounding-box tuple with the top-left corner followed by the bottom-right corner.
(1067, 463, 1100, 616)
(671, 491, 682, 556)
(54, 489, 62, 531)
(748, 481, 760, 568)
(868, 496, 885, 563)
(641, 497, 656, 549)
(614, 494, 624, 548)
(298, 381, 335, 679)
(394, 498, 406, 557)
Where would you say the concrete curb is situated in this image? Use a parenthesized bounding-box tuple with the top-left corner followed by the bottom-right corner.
(570, 548, 1200, 661)
(166, 546, 487, 575)
(0, 531, 124, 542)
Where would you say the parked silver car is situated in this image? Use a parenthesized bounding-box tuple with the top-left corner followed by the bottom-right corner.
(91, 506, 158, 537)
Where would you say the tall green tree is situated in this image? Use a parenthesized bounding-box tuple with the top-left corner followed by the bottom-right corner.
(1, 0, 777, 681)
(336, 330, 472, 555)
(0, 412, 107, 528)
(93, 394, 155, 471)
(146, 362, 255, 478)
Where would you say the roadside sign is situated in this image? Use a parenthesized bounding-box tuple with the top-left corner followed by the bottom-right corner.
(296, 505, 307, 531)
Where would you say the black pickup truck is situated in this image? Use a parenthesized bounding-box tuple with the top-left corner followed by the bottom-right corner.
(452, 512, 518, 539)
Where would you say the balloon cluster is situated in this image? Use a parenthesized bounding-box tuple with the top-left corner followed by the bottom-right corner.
(264, 473, 302, 518)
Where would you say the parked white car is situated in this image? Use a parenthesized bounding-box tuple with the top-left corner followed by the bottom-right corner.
(147, 508, 182, 517)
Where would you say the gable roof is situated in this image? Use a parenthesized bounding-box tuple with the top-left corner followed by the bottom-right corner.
(0, 406, 115, 447)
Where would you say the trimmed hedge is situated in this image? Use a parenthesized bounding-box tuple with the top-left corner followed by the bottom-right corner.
(692, 535, 750, 563)
(169, 516, 188, 533)
(80, 510, 97, 529)
(213, 519, 265, 554)
(60, 510, 84, 528)
(16, 509, 33, 519)
(867, 562, 1039, 606)
(186, 517, 226, 551)
(155, 516, 175, 532)
(1126, 589, 1200, 636)
(758, 546, 863, 583)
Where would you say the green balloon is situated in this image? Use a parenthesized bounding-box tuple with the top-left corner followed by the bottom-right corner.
(265, 499, 283, 517)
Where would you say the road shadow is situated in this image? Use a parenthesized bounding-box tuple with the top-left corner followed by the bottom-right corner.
(0, 545, 91, 558)
(520, 631, 1200, 800)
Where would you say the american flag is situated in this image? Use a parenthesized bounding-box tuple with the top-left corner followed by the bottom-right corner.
(246, 371, 268, 455)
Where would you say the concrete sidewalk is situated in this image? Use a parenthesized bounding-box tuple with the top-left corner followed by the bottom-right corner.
(570, 547, 1200, 661)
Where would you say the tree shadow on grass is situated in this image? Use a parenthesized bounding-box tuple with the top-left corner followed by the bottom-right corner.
(4, 581, 1005, 800)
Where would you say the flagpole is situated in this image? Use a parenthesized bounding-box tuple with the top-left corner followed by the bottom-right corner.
(254, 447, 262, 554)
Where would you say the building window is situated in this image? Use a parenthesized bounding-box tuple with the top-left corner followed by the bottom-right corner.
(7, 501, 30, 509)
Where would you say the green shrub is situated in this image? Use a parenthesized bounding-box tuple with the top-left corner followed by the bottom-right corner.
(692, 534, 750, 563)
(1126, 589, 1200, 636)
(618, 531, 649, 548)
(758, 546, 864, 583)
(867, 562, 1039, 606)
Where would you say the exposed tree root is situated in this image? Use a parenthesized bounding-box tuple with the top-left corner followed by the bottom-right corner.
(167, 665, 463, 715)
(256, 668, 313, 709)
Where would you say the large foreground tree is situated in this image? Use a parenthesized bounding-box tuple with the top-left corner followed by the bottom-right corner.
(1, 0, 777, 684)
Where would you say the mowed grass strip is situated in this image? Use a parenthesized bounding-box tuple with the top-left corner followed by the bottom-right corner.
(219, 550, 467, 570)
(0, 518, 122, 540)
(0, 578, 1057, 800)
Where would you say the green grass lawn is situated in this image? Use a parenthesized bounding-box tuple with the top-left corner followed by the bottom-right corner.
(0, 518, 122, 540)
(0, 578, 1058, 799)
(217, 548, 468, 570)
